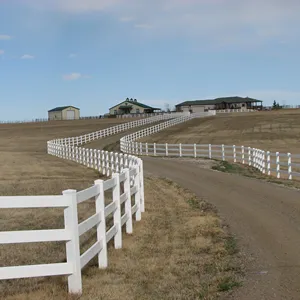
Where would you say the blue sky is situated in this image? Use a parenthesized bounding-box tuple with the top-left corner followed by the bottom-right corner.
(1, 0, 300, 121)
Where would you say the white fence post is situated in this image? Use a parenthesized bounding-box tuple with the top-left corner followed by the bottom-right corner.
(124, 169, 133, 233)
(94, 179, 108, 268)
(288, 153, 292, 180)
(179, 143, 182, 157)
(276, 152, 280, 178)
(154, 143, 157, 156)
(194, 144, 197, 158)
(267, 151, 271, 175)
(63, 189, 82, 295)
(241, 146, 245, 164)
(146, 143, 148, 156)
(139, 160, 145, 213)
(134, 167, 142, 221)
(233, 145, 236, 162)
(112, 173, 122, 249)
(166, 143, 168, 156)
(262, 151, 266, 174)
(222, 144, 225, 161)
(208, 144, 212, 159)
(248, 147, 252, 166)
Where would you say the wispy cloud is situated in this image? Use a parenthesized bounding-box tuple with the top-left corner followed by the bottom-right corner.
(120, 17, 133, 22)
(20, 0, 300, 47)
(0, 35, 12, 40)
(0, 50, 4, 55)
(62, 73, 91, 81)
(134, 23, 153, 29)
(69, 53, 77, 58)
(21, 54, 35, 59)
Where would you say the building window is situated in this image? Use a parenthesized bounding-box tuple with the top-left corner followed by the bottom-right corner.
(114, 110, 117, 114)
(136, 108, 140, 114)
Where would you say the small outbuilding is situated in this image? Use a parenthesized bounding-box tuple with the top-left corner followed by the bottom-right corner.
(48, 106, 80, 121)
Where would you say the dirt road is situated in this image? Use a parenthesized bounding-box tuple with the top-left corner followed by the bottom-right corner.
(143, 157, 300, 299)
(90, 131, 300, 299)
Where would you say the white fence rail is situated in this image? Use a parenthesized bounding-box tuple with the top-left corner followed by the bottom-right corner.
(120, 111, 216, 153)
(116, 112, 190, 118)
(216, 109, 255, 113)
(123, 143, 300, 180)
(1, 113, 191, 294)
(53, 112, 188, 147)
(0, 169, 141, 294)
(119, 112, 300, 181)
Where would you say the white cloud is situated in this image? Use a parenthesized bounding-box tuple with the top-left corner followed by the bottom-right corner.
(120, 17, 133, 22)
(0, 50, 4, 55)
(134, 24, 154, 29)
(63, 73, 82, 80)
(21, 54, 35, 59)
(69, 53, 77, 58)
(0, 35, 12, 40)
(62, 73, 91, 81)
(21, 0, 300, 47)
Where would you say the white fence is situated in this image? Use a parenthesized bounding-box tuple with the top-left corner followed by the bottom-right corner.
(216, 109, 255, 113)
(123, 143, 300, 180)
(0, 167, 141, 295)
(54, 112, 187, 147)
(116, 112, 190, 119)
(120, 112, 300, 181)
(1, 113, 193, 295)
(120, 112, 216, 152)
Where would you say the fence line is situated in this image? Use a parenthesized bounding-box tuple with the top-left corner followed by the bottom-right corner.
(120, 114, 300, 181)
(116, 112, 190, 118)
(0, 113, 192, 295)
(216, 109, 255, 113)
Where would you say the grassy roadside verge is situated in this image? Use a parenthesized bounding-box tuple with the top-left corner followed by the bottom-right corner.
(211, 160, 300, 189)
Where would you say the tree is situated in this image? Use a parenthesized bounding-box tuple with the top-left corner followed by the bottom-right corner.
(126, 97, 129, 101)
(164, 103, 171, 113)
(273, 100, 277, 108)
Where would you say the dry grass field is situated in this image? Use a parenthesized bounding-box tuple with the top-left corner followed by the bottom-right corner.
(140, 110, 300, 155)
(0, 119, 241, 299)
(139, 110, 300, 180)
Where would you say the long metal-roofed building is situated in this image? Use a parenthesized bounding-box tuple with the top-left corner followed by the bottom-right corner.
(176, 96, 263, 113)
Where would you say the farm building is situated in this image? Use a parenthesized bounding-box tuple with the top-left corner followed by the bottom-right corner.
(109, 99, 161, 115)
(48, 106, 80, 120)
(176, 96, 263, 113)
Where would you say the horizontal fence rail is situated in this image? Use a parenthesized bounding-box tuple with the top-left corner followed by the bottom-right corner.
(119, 112, 300, 181)
(123, 143, 300, 180)
(1, 113, 194, 294)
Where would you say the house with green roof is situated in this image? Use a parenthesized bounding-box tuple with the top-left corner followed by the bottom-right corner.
(48, 106, 80, 120)
(176, 96, 263, 113)
(109, 99, 161, 115)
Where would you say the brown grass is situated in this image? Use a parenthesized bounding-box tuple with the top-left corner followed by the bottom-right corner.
(141, 110, 300, 154)
(0, 119, 241, 299)
(140, 110, 300, 179)
(1, 178, 241, 300)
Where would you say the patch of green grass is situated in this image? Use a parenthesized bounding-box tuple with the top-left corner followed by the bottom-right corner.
(225, 236, 238, 255)
(217, 276, 241, 292)
(212, 160, 300, 189)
